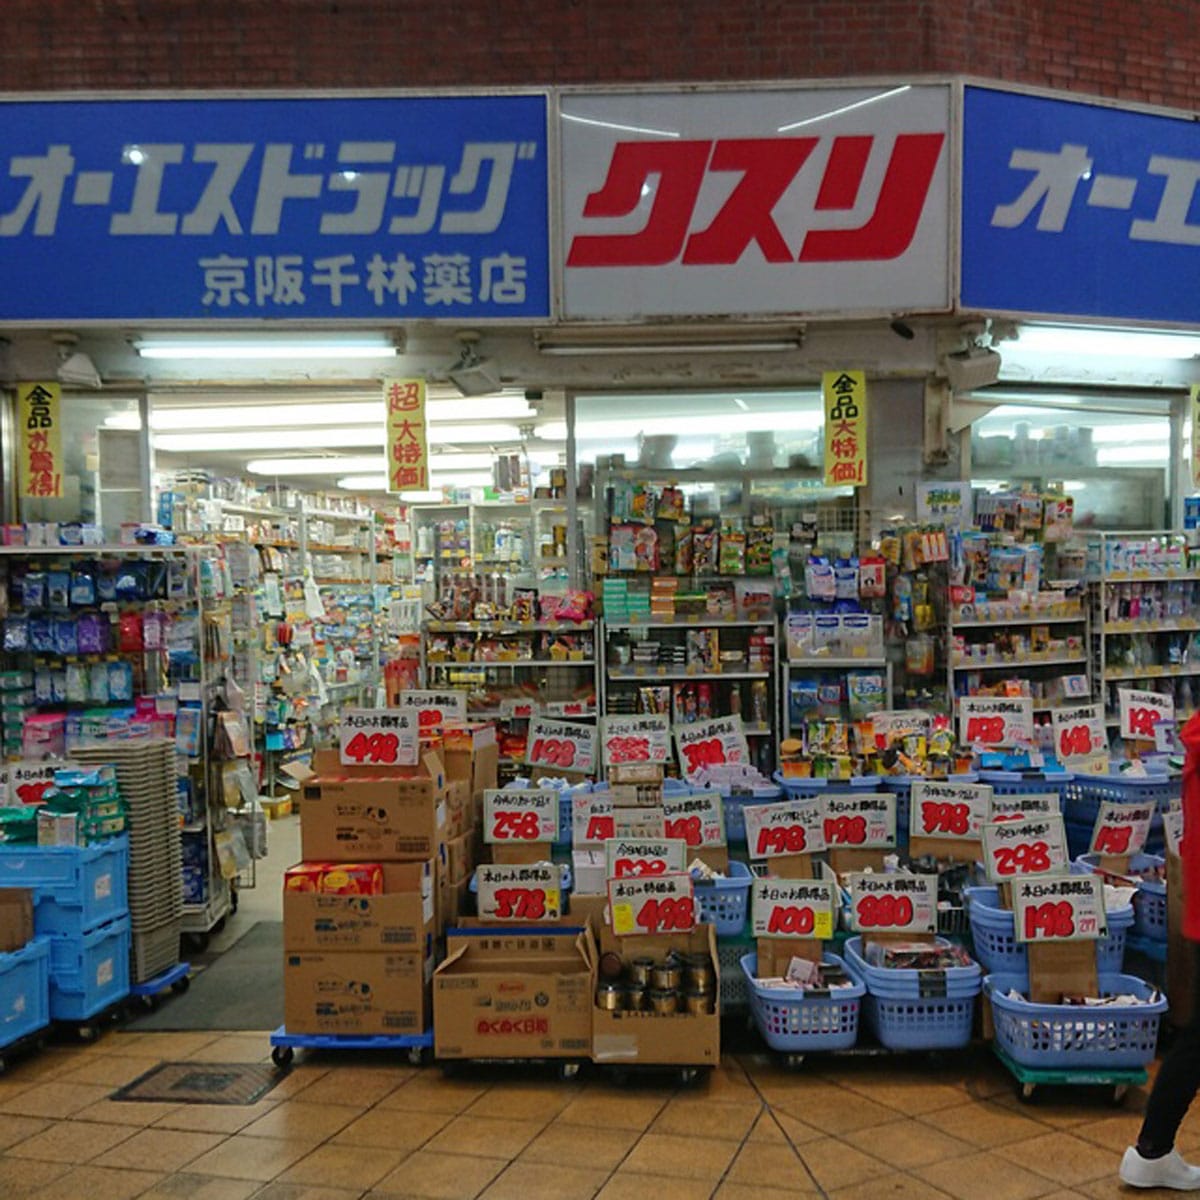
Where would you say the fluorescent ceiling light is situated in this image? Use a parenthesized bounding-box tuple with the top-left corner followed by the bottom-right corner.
(432, 471, 493, 487)
(538, 339, 801, 356)
(562, 409, 824, 441)
(136, 335, 399, 360)
(338, 475, 390, 491)
(340, 470, 494, 493)
(1015, 325, 1200, 359)
(248, 456, 388, 476)
(155, 422, 531, 453)
(398, 489, 445, 503)
(1096, 445, 1170, 465)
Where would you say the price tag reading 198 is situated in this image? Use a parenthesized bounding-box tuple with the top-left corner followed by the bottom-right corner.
(608, 874, 695, 936)
(848, 873, 936, 934)
(982, 814, 1069, 883)
(662, 791, 725, 848)
(1013, 875, 1106, 944)
(823, 793, 896, 849)
(751, 879, 837, 939)
(743, 798, 826, 860)
(482, 789, 559, 844)
(526, 716, 596, 774)
(572, 794, 614, 847)
(1090, 801, 1154, 858)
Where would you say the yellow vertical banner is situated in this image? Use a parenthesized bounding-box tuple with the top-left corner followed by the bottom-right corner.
(822, 370, 868, 487)
(17, 382, 63, 499)
(1192, 383, 1200, 490)
(383, 378, 429, 494)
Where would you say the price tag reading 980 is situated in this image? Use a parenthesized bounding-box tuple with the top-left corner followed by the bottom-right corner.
(823, 793, 896, 849)
(982, 814, 1069, 883)
(1013, 875, 1106, 944)
(476, 863, 561, 922)
(662, 791, 725, 849)
(743, 798, 826, 860)
(482, 789, 559, 844)
(608, 874, 695, 936)
(910, 780, 991, 841)
(1089, 801, 1154, 858)
(848, 873, 936, 935)
(751, 879, 837, 939)
(338, 709, 419, 767)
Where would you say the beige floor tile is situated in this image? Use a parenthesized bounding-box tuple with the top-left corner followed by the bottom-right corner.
(987, 1092, 1101, 1130)
(153, 1099, 281, 1135)
(479, 1160, 609, 1200)
(774, 1111, 824, 1146)
(520, 1120, 639, 1171)
(371, 1148, 508, 1198)
(23, 1164, 163, 1200)
(462, 1081, 581, 1124)
(0, 1080, 113, 1118)
(425, 1114, 547, 1159)
(0, 1113, 49, 1150)
(723, 1141, 819, 1191)
(186, 1134, 313, 1181)
(74, 1099, 184, 1127)
(0, 1155, 72, 1197)
(55, 1055, 163, 1088)
(620, 1131, 739, 1181)
(994, 1130, 1119, 1187)
(0, 1052, 79, 1082)
(649, 1096, 761, 1141)
(259, 1065, 330, 1102)
(184, 1035, 272, 1065)
(137, 1174, 260, 1200)
(106, 1033, 221, 1059)
(93, 1127, 225, 1172)
(746, 1112, 789, 1144)
(253, 1185, 366, 1200)
(828, 1173, 956, 1199)
(293, 1066, 415, 1109)
(240, 1100, 361, 1144)
(1070, 1113, 1146, 1150)
(377, 1076, 490, 1114)
(279, 1143, 410, 1190)
(715, 1186, 823, 1200)
(780, 1087, 903, 1135)
(7, 1118, 135, 1163)
(1032, 1192, 1090, 1200)
(916, 1149, 1062, 1200)
(334, 1107, 452, 1151)
(594, 1173, 714, 1200)
(837, 1071, 971, 1115)
(556, 1091, 670, 1132)
(796, 1135, 891, 1192)
(919, 1100, 1050, 1148)
(842, 1117, 975, 1169)
(1079, 1179, 1138, 1200)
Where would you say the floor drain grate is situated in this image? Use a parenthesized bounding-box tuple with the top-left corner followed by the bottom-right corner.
(111, 1061, 282, 1105)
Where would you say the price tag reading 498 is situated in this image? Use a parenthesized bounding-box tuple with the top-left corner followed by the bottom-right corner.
(982, 814, 1069, 883)
(339, 709, 418, 767)
(608, 874, 695, 937)
(744, 798, 826, 860)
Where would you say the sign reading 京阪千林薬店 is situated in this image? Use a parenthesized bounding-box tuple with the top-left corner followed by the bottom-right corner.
(384, 378, 428, 494)
(823, 370, 867, 488)
(18, 382, 63, 499)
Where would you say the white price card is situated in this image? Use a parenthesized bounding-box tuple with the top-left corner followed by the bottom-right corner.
(744, 797, 827, 860)
(848, 873, 937, 935)
(1119, 688, 1175, 742)
(545, 699, 591, 718)
(751, 879, 837, 939)
(605, 837, 687, 880)
(526, 716, 595, 774)
(869, 710, 932, 748)
(1013, 874, 1106, 943)
(1090, 800, 1154, 858)
(602, 714, 671, 767)
(958, 695, 1035, 749)
(982, 814, 1069, 883)
(483, 789, 559, 844)
(608, 873, 695, 936)
(3, 760, 79, 807)
(990, 793, 1060, 822)
(1051, 703, 1108, 765)
(910, 780, 992, 841)
(662, 790, 725, 849)
(1164, 805, 1185, 857)
(476, 863, 562, 922)
(572, 793, 614, 847)
(823, 793, 896, 849)
(396, 689, 467, 729)
(500, 696, 540, 720)
(338, 708, 419, 767)
(674, 714, 749, 781)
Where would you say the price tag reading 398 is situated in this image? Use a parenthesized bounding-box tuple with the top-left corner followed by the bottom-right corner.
(982, 814, 1069, 883)
(910, 780, 991, 840)
(743, 798, 826, 860)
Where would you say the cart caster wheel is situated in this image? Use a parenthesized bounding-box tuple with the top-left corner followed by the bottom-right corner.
(271, 1046, 294, 1069)
(785, 1054, 805, 1070)
(172, 975, 190, 994)
(1017, 1081, 1037, 1104)
(558, 1061, 580, 1081)
(78, 1025, 97, 1043)
(1111, 1085, 1130, 1106)
(213, 917, 227, 935)
(679, 1067, 699, 1086)
(139, 995, 158, 1013)
(406, 1047, 424, 1066)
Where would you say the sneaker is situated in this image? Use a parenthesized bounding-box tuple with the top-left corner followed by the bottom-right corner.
(1121, 1147, 1200, 1190)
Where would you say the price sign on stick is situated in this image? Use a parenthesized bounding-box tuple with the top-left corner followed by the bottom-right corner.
(674, 715, 749, 781)
(499, 697, 539, 720)
(982, 814, 1069, 882)
(848, 873, 936, 935)
(990, 793, 1059, 822)
(1089, 801, 1154, 858)
(910, 780, 991, 840)
(823, 793, 896, 848)
(476, 863, 561, 922)
(1051, 703, 1108, 767)
(602, 715, 670, 767)
(573, 793, 614, 847)
(605, 837, 687, 880)
(1119, 689, 1175, 742)
(339, 709, 418, 767)
(483, 789, 559, 844)
(396, 689, 467, 729)
(958, 696, 1034, 748)
(1164, 805, 1184, 857)
(743, 798, 826, 860)
(1013, 875, 1106, 944)
(751, 879, 837, 939)
(662, 791, 725, 848)
(526, 716, 595, 774)
(608, 873, 695, 936)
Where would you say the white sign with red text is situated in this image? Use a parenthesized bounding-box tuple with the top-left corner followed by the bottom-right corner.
(1089, 801, 1154, 858)
(1119, 689, 1175, 742)
(395, 690, 467, 729)
(751, 879, 838, 940)
(958, 696, 1035, 749)
(483, 789, 559, 844)
(604, 837, 687, 880)
(608, 873, 695, 936)
(744, 797, 827, 860)
(910, 780, 991, 841)
(848, 873, 936, 935)
(476, 863, 562, 922)
(982, 814, 1069, 883)
(1051, 703, 1108, 768)
(990, 793, 1060, 822)
(339, 709, 419, 767)
(662, 790, 725, 848)
(823, 793, 896, 849)
(674, 715, 749, 781)
(526, 717, 595, 774)
(602, 714, 671, 767)
(1013, 875, 1106, 944)
(572, 793, 615, 847)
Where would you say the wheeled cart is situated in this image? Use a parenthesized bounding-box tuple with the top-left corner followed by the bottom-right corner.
(129, 962, 191, 1011)
(994, 1044, 1147, 1106)
(268, 1025, 434, 1068)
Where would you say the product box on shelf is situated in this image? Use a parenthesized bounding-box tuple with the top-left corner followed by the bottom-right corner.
(433, 928, 593, 1060)
(0, 889, 34, 953)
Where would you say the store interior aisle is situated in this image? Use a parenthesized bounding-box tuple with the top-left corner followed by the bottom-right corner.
(0, 1033, 1172, 1200)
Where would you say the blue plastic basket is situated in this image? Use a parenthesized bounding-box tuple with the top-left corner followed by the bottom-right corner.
(741, 951, 865, 1052)
(1074, 853, 1167, 943)
(979, 770, 1072, 804)
(48, 912, 131, 1021)
(862, 990, 977, 1050)
(694, 861, 752, 936)
(774, 773, 882, 798)
(985, 972, 1167, 1070)
(881, 772, 980, 851)
(1063, 772, 1178, 857)
(0, 837, 129, 937)
(721, 784, 783, 843)
(843, 935, 983, 999)
(0, 937, 49, 1050)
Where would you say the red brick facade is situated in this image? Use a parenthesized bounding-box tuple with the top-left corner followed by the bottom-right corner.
(2, 1, 1196, 110)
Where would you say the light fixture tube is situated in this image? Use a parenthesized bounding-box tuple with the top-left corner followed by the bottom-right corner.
(137, 337, 399, 360)
(1015, 325, 1200, 359)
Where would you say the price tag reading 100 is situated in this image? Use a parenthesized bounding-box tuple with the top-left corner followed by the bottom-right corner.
(750, 879, 837, 939)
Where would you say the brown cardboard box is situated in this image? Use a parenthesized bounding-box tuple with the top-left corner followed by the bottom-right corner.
(443, 778, 471, 840)
(445, 723, 499, 808)
(283, 948, 432, 1035)
(588, 923, 721, 1066)
(445, 831, 474, 885)
(282, 861, 435, 953)
(301, 750, 448, 862)
(434, 928, 593, 1060)
(0, 888, 33, 953)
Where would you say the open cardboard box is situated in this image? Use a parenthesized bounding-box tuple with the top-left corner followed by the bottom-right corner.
(444, 723, 499, 817)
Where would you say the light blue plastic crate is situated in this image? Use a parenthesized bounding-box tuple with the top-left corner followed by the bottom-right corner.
(862, 990, 977, 1050)
(0, 937, 50, 1050)
(741, 951, 865, 1052)
(843, 935, 982, 1000)
(985, 971, 1166, 1070)
(0, 837, 128, 937)
(1064, 772, 1177, 855)
(979, 770, 1072, 804)
(694, 861, 752, 937)
(774, 773, 882, 798)
(1074, 852, 1167, 943)
(48, 913, 131, 1022)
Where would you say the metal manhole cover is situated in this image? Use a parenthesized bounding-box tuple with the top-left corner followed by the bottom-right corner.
(111, 1062, 282, 1105)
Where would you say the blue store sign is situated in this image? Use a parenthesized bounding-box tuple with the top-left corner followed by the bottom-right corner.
(961, 85, 1200, 325)
(0, 94, 549, 321)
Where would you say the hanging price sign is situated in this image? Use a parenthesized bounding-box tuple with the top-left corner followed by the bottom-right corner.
(526, 716, 595, 774)
(608, 873, 696, 936)
(572, 793, 614, 847)
(958, 696, 1034, 748)
(476, 863, 561, 922)
(674, 715, 749, 781)
(1164, 805, 1184, 857)
(602, 714, 670, 767)
(662, 791, 725, 848)
(339, 709, 419, 767)
(1089, 801, 1154, 858)
(605, 837, 687, 880)
(396, 689, 468, 729)
(483, 789, 559, 844)
(910, 780, 991, 840)
(744, 798, 826, 860)
(848, 873, 936, 935)
(499, 697, 540, 720)
(823, 793, 895, 848)
(1050, 703, 1108, 766)
(982, 814, 1069, 882)
(1013, 875, 1106, 944)
(990, 793, 1059, 822)
(751, 879, 837, 939)
(1119, 689, 1175, 741)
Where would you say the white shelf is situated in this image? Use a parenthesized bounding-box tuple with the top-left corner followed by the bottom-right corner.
(608, 668, 772, 681)
(426, 620, 594, 633)
(1104, 619, 1200, 634)
(952, 614, 1086, 628)
(1104, 663, 1200, 682)
(428, 659, 595, 668)
(607, 619, 772, 629)
(1103, 571, 1200, 583)
(787, 657, 887, 669)
(0, 543, 195, 556)
(953, 654, 1088, 671)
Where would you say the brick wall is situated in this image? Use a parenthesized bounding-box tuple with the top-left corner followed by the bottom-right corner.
(1, 0, 1197, 109)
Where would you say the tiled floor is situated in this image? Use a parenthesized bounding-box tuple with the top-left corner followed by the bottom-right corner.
(0, 1029, 1164, 1199)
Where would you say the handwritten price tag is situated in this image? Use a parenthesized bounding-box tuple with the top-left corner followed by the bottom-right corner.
(1013, 875, 1106, 944)
(339, 708, 418, 767)
(674, 715, 749, 782)
(662, 790, 725, 848)
(2, 760, 79, 807)
(608, 873, 695, 936)
(602, 714, 670, 767)
(869, 710, 933, 749)
(848, 873, 936, 935)
(1164, 805, 1184, 857)
(572, 793, 615, 847)
(1119, 689, 1174, 741)
(910, 780, 991, 841)
(476, 863, 561, 922)
(483, 789, 559, 844)
(990, 793, 1059, 822)
(823, 793, 896, 849)
(499, 697, 540, 720)
(958, 696, 1034, 748)
(982, 814, 1069, 883)
(1089, 801, 1154, 858)
(605, 837, 687, 879)
(526, 716, 595, 774)
(751, 879, 837, 939)
(395, 689, 467, 729)
(744, 798, 826, 860)
(1051, 702, 1108, 765)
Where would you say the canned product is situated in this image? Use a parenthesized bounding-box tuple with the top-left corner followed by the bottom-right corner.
(684, 954, 714, 992)
(649, 988, 679, 1015)
(596, 981, 624, 1011)
(624, 984, 647, 1011)
(684, 988, 714, 1015)
(628, 957, 654, 987)
(651, 964, 683, 990)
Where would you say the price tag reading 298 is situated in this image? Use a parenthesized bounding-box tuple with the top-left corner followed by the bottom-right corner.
(743, 798, 826, 860)
(981, 814, 1069, 883)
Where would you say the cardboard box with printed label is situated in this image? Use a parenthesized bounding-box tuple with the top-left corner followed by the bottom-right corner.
(0, 888, 33, 953)
(443, 777, 472, 840)
(434, 929, 593, 1060)
(283, 948, 432, 1036)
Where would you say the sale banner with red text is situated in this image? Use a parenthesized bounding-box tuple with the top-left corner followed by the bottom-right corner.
(847, 872, 936, 935)
(476, 863, 562, 922)
(526, 716, 596, 774)
(573, 793, 615, 847)
(743, 798, 826, 860)
(1012, 875, 1106, 944)
(675, 715, 749, 781)
(1119, 688, 1174, 742)
(982, 814, 1068, 883)
(823, 792, 896, 849)
(1089, 800, 1153, 858)
(483, 789, 559, 844)
(751, 879, 837, 940)
(339, 708, 419, 767)
(910, 780, 991, 841)
(602, 714, 670, 767)
(395, 689, 467, 730)
(608, 873, 695, 936)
